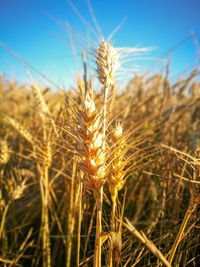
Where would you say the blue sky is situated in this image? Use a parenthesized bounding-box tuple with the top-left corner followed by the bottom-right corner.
(0, 0, 200, 89)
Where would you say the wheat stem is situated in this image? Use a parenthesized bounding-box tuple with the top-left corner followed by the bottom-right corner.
(66, 157, 76, 267)
(168, 196, 197, 264)
(40, 165, 51, 267)
(76, 178, 83, 267)
(94, 190, 103, 267)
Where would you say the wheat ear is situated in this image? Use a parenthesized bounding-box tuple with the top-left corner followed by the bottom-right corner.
(94, 40, 120, 267)
(76, 89, 106, 267)
(5, 116, 35, 145)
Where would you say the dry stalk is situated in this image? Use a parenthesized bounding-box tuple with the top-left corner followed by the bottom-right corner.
(76, 171, 83, 267)
(0, 139, 9, 256)
(123, 218, 172, 267)
(168, 185, 200, 264)
(6, 109, 52, 267)
(37, 140, 52, 267)
(66, 156, 77, 267)
(32, 83, 54, 267)
(107, 123, 126, 267)
(38, 141, 52, 267)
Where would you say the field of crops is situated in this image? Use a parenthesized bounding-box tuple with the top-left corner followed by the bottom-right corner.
(1, 55, 200, 267)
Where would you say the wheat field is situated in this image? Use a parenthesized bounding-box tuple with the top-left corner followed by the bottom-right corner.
(1, 19, 200, 267)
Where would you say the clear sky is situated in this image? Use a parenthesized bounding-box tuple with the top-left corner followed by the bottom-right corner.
(0, 0, 200, 89)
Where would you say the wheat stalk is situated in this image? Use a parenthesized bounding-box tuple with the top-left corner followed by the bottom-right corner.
(123, 218, 172, 267)
(168, 185, 200, 264)
(107, 123, 127, 266)
(66, 156, 77, 267)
